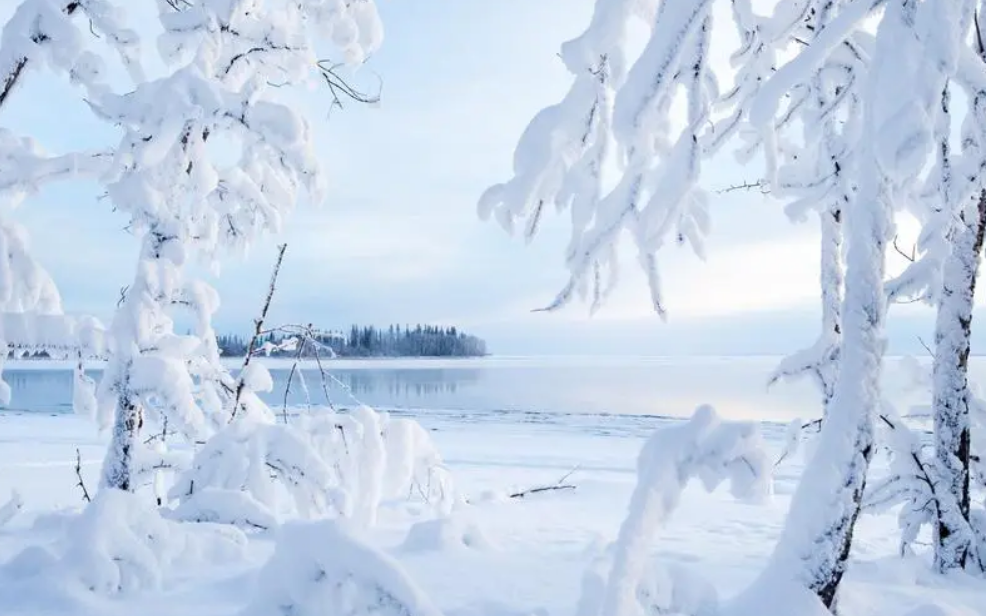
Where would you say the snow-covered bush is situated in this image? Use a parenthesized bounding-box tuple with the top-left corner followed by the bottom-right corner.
(169, 418, 341, 529)
(577, 405, 771, 616)
(865, 406, 941, 559)
(169, 405, 455, 529)
(239, 519, 442, 616)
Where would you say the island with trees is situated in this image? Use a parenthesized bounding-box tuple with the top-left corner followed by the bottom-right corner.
(215, 324, 487, 358)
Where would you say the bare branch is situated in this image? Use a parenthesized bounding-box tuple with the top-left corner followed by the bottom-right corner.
(316, 59, 382, 114)
(509, 465, 580, 499)
(918, 336, 934, 358)
(231, 244, 287, 421)
(892, 235, 916, 263)
(714, 179, 769, 195)
(75, 448, 91, 503)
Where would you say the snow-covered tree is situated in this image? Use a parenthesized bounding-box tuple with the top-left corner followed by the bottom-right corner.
(90, 0, 383, 491)
(856, 1, 986, 573)
(482, 0, 977, 608)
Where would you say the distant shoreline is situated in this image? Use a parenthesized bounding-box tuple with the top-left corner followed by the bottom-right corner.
(0, 354, 953, 372)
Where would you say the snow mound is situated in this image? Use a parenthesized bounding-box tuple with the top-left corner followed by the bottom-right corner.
(240, 520, 442, 616)
(2, 490, 246, 596)
(169, 486, 279, 531)
(576, 551, 718, 616)
(401, 516, 492, 552)
(722, 571, 829, 616)
(0, 489, 23, 527)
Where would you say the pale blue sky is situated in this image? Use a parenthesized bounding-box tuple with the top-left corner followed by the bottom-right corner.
(0, 1, 976, 355)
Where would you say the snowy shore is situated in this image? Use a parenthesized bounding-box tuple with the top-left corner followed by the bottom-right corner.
(0, 408, 975, 616)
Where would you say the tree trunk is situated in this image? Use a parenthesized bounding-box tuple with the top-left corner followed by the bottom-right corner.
(933, 190, 986, 571)
(98, 230, 170, 492)
(764, 166, 887, 613)
(100, 394, 142, 491)
(818, 204, 844, 410)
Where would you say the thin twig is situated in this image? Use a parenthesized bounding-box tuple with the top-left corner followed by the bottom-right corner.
(231, 244, 287, 421)
(918, 336, 934, 358)
(714, 180, 769, 195)
(316, 59, 382, 114)
(892, 235, 916, 263)
(75, 448, 91, 503)
(976, 10, 986, 61)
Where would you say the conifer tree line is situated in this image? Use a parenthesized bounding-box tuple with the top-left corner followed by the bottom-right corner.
(215, 324, 487, 358)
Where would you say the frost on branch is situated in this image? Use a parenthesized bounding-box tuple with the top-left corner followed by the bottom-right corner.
(240, 520, 441, 616)
(0, 0, 139, 107)
(577, 405, 770, 616)
(479, 1, 717, 317)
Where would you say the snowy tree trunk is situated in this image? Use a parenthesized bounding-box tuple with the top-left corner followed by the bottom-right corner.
(933, 190, 986, 571)
(818, 204, 843, 410)
(100, 230, 172, 492)
(101, 391, 142, 491)
(766, 160, 888, 611)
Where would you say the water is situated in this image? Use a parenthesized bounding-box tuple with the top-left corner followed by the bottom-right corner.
(0, 355, 944, 423)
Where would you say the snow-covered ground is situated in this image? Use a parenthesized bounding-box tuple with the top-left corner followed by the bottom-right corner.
(0, 404, 977, 615)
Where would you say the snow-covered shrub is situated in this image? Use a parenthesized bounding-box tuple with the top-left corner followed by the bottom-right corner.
(170, 404, 455, 529)
(578, 405, 770, 616)
(168, 418, 342, 529)
(380, 414, 455, 511)
(239, 520, 442, 616)
(305, 407, 456, 522)
(864, 406, 940, 558)
(401, 516, 491, 553)
(2, 489, 246, 596)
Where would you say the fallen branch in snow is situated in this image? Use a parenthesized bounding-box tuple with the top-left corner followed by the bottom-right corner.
(509, 484, 576, 499)
(75, 448, 91, 503)
(231, 243, 287, 421)
(0, 489, 22, 527)
(509, 465, 579, 499)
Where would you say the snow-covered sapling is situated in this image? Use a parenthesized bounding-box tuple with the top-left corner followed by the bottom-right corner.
(576, 405, 770, 616)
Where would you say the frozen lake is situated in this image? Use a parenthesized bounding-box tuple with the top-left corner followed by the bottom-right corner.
(0, 355, 943, 423)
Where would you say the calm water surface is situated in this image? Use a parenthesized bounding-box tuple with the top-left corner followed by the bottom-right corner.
(0, 356, 949, 423)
